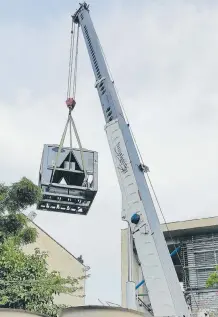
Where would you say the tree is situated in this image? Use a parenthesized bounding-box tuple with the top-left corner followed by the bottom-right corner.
(0, 177, 41, 244)
(0, 177, 42, 214)
(0, 239, 85, 317)
(0, 177, 86, 316)
(206, 266, 218, 288)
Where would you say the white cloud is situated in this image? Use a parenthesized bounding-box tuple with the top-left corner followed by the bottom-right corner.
(0, 0, 218, 305)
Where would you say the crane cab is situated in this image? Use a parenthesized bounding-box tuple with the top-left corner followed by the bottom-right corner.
(37, 144, 98, 215)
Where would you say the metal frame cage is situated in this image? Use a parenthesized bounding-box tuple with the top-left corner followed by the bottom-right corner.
(37, 144, 98, 215)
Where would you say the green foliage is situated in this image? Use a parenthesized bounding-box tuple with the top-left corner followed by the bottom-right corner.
(0, 213, 37, 245)
(0, 239, 85, 317)
(206, 266, 218, 288)
(0, 177, 41, 245)
(0, 177, 42, 214)
(21, 226, 38, 244)
(0, 177, 86, 316)
(0, 184, 9, 213)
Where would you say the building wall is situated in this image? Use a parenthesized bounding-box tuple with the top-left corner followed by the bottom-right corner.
(121, 220, 218, 316)
(178, 233, 218, 316)
(22, 221, 85, 307)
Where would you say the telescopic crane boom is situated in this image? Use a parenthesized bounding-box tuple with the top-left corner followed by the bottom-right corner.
(73, 3, 190, 317)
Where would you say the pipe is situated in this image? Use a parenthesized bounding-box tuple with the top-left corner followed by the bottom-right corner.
(127, 225, 133, 281)
(135, 279, 145, 290)
(135, 246, 181, 290)
(170, 246, 181, 257)
(126, 224, 137, 310)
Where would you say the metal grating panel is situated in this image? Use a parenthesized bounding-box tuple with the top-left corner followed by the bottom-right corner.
(167, 232, 218, 316)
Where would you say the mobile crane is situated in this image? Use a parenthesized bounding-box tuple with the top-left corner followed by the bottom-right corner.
(69, 3, 191, 316)
(71, 3, 191, 317)
(37, 2, 190, 316)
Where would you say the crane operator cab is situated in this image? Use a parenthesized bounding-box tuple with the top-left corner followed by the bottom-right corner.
(37, 144, 98, 215)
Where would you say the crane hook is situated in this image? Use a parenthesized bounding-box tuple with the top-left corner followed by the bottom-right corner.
(66, 97, 76, 111)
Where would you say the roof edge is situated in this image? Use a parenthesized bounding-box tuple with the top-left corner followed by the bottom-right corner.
(121, 215, 218, 230)
(61, 305, 144, 316)
(160, 215, 218, 226)
(26, 216, 86, 268)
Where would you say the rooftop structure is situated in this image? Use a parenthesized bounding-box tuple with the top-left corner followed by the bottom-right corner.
(161, 216, 218, 238)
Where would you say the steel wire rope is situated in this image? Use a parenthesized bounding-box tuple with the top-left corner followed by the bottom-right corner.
(145, 172, 199, 310)
(129, 128, 199, 309)
(69, 115, 88, 185)
(72, 24, 80, 99)
(50, 20, 87, 186)
(97, 31, 198, 309)
(50, 21, 76, 184)
(127, 121, 199, 309)
(67, 20, 75, 99)
(50, 115, 71, 184)
(69, 23, 87, 182)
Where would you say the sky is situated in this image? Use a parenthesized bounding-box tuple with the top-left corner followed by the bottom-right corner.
(0, 0, 218, 307)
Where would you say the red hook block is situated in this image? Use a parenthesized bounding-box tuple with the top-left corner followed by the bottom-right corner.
(66, 98, 76, 110)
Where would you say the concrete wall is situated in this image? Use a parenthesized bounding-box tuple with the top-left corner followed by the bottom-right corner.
(60, 306, 150, 317)
(0, 309, 46, 317)
(22, 221, 86, 307)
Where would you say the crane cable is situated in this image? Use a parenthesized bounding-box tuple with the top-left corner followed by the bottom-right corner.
(129, 129, 199, 309)
(96, 19, 198, 310)
(67, 20, 75, 99)
(105, 47, 199, 307)
(50, 21, 88, 186)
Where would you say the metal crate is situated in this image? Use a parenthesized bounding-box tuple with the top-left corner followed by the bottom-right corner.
(37, 144, 98, 215)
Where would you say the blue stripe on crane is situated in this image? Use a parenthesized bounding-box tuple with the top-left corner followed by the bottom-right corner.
(135, 246, 181, 290)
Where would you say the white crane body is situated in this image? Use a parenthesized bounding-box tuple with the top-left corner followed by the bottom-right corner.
(73, 4, 190, 317)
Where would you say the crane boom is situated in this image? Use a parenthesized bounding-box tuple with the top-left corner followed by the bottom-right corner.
(73, 3, 190, 317)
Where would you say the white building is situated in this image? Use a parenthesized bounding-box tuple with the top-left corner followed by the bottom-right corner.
(121, 216, 218, 315)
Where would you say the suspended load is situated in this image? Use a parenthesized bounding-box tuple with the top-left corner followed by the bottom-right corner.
(37, 144, 98, 215)
(37, 98, 98, 215)
(37, 22, 98, 215)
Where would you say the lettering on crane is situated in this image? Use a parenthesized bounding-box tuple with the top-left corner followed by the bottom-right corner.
(114, 142, 128, 174)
